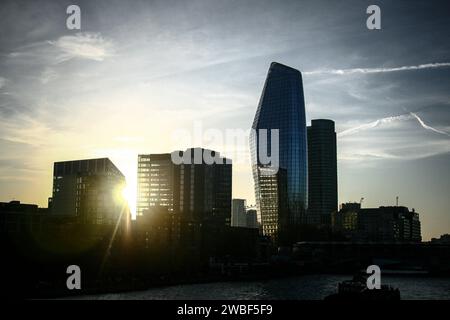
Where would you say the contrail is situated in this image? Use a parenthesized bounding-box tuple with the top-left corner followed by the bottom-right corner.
(338, 112, 450, 137)
(338, 114, 411, 137)
(410, 112, 450, 137)
(305, 62, 450, 75)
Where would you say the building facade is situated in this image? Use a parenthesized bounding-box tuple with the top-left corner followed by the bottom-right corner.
(250, 62, 308, 244)
(51, 158, 127, 225)
(358, 206, 421, 242)
(231, 199, 247, 227)
(332, 203, 422, 242)
(0, 200, 47, 233)
(307, 119, 337, 226)
(137, 153, 176, 217)
(136, 148, 232, 241)
(246, 209, 259, 229)
(332, 202, 360, 233)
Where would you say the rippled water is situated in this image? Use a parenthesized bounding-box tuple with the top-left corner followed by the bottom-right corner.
(80, 275, 450, 300)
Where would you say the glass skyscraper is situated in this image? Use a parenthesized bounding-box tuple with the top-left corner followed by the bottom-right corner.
(250, 62, 308, 244)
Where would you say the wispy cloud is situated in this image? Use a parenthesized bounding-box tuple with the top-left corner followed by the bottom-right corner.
(305, 62, 450, 75)
(49, 32, 115, 63)
(40, 68, 58, 84)
(1, 115, 54, 147)
(340, 140, 450, 162)
(8, 32, 115, 65)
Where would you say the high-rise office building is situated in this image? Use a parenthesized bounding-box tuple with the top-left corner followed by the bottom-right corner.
(136, 153, 180, 243)
(137, 153, 176, 217)
(51, 158, 127, 225)
(179, 148, 232, 227)
(137, 148, 232, 230)
(250, 62, 308, 244)
(307, 119, 338, 225)
(231, 199, 247, 227)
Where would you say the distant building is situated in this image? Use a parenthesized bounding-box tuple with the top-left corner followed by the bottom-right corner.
(246, 209, 258, 229)
(136, 148, 232, 245)
(231, 199, 247, 227)
(332, 203, 421, 242)
(358, 206, 421, 242)
(332, 202, 360, 233)
(0, 200, 47, 233)
(250, 62, 308, 245)
(51, 158, 127, 225)
(431, 234, 450, 244)
(307, 119, 338, 226)
(1, 200, 39, 215)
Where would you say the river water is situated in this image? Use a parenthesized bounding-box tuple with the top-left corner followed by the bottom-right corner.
(79, 274, 450, 300)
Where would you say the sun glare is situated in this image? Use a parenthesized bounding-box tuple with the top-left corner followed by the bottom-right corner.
(122, 182, 137, 218)
(97, 149, 139, 219)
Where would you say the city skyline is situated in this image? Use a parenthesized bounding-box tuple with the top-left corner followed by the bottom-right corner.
(1, 0, 449, 240)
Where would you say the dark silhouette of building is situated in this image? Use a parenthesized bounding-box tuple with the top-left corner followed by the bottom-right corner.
(246, 209, 258, 229)
(431, 234, 450, 244)
(137, 148, 232, 245)
(331, 202, 360, 234)
(1, 200, 41, 214)
(177, 148, 232, 228)
(51, 158, 128, 225)
(0, 200, 47, 233)
(133, 205, 174, 248)
(231, 199, 247, 227)
(307, 119, 337, 226)
(250, 62, 308, 245)
(332, 203, 422, 242)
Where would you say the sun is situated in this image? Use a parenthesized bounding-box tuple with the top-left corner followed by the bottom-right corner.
(93, 148, 139, 218)
(121, 180, 137, 218)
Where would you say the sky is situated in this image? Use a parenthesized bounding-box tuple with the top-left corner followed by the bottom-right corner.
(0, 0, 449, 240)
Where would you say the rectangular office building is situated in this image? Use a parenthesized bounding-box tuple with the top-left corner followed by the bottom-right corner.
(137, 148, 232, 231)
(52, 158, 126, 225)
(307, 119, 338, 226)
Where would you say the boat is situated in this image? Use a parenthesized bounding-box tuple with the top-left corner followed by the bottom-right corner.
(324, 273, 400, 300)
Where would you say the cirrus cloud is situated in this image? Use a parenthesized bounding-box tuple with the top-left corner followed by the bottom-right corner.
(8, 32, 115, 65)
(49, 32, 115, 63)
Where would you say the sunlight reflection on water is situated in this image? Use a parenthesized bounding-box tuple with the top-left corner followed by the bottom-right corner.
(80, 274, 450, 300)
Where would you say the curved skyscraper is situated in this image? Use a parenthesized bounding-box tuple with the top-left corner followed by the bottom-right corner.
(250, 62, 308, 244)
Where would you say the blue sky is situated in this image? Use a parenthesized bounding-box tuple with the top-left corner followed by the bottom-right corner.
(0, 0, 449, 239)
